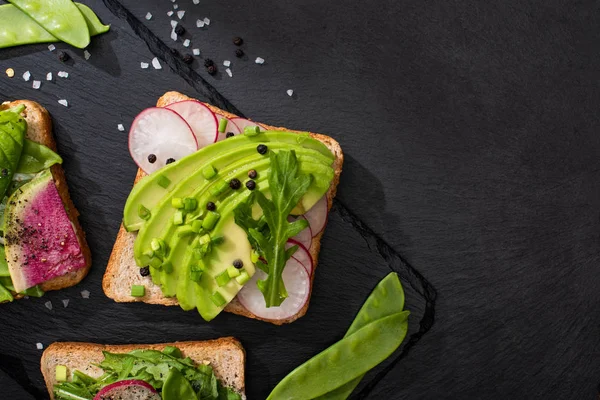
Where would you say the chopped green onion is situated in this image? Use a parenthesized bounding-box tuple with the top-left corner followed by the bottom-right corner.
(149, 256, 162, 269)
(198, 234, 212, 246)
(138, 205, 151, 220)
(191, 220, 203, 233)
(244, 126, 261, 136)
(171, 197, 184, 209)
(190, 263, 205, 282)
(251, 250, 260, 263)
(162, 261, 174, 273)
(209, 179, 229, 196)
(215, 270, 232, 286)
(202, 211, 220, 230)
(173, 210, 184, 225)
(235, 270, 250, 285)
(227, 265, 241, 278)
(210, 291, 226, 307)
(157, 175, 171, 189)
(163, 346, 182, 358)
(184, 197, 198, 211)
(151, 238, 165, 253)
(218, 118, 228, 133)
(177, 225, 195, 238)
(55, 365, 68, 382)
(212, 236, 224, 246)
(202, 164, 217, 179)
(131, 285, 145, 297)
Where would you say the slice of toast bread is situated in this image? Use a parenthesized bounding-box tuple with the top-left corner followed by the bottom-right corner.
(41, 338, 246, 400)
(103, 91, 343, 324)
(0, 100, 91, 297)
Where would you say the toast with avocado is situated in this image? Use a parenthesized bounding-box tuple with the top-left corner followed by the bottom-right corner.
(41, 338, 246, 400)
(0, 100, 91, 301)
(104, 91, 343, 324)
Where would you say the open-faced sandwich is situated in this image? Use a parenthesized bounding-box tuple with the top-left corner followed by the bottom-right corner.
(41, 338, 245, 400)
(0, 100, 91, 302)
(104, 91, 342, 324)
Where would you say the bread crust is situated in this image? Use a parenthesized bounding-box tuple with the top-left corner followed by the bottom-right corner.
(41, 337, 245, 399)
(0, 100, 91, 298)
(104, 92, 343, 324)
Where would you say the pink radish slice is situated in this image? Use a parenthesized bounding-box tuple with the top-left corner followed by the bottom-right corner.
(94, 379, 160, 400)
(216, 116, 242, 141)
(305, 195, 329, 237)
(237, 257, 310, 321)
(288, 215, 312, 249)
(165, 100, 218, 148)
(287, 239, 313, 276)
(129, 108, 197, 174)
(230, 117, 266, 133)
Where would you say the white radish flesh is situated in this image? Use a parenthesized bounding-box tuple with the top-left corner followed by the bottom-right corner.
(216, 116, 242, 141)
(165, 100, 218, 148)
(129, 107, 197, 174)
(286, 239, 313, 276)
(289, 215, 312, 249)
(93, 379, 160, 400)
(305, 195, 328, 237)
(237, 257, 310, 321)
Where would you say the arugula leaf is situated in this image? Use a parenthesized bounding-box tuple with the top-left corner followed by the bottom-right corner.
(234, 150, 311, 307)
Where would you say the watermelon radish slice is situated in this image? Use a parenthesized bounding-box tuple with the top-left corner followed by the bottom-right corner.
(94, 379, 159, 400)
(288, 215, 312, 249)
(166, 100, 218, 148)
(216, 116, 242, 141)
(129, 107, 197, 174)
(230, 117, 266, 133)
(286, 239, 313, 276)
(237, 257, 310, 321)
(4, 170, 86, 293)
(304, 195, 328, 237)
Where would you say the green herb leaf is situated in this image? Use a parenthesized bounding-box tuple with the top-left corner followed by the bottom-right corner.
(17, 139, 62, 174)
(234, 150, 311, 307)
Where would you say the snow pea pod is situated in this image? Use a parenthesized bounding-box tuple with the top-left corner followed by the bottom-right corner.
(7, 0, 90, 48)
(76, 3, 110, 36)
(267, 311, 410, 400)
(314, 272, 406, 400)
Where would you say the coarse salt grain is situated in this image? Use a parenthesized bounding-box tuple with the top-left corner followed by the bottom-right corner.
(152, 57, 162, 70)
(171, 20, 178, 28)
(171, 29, 178, 41)
(81, 290, 90, 299)
(45, 301, 52, 310)
(196, 19, 205, 28)
(62, 299, 69, 308)
(145, 12, 152, 20)
(141, 62, 149, 69)
(173, 4, 179, 9)
(287, 89, 294, 96)
(23, 71, 31, 81)
(223, 60, 231, 67)
(118, 124, 125, 131)
(193, 48, 200, 56)
(226, 68, 232, 77)
(58, 71, 69, 78)
(36, 343, 43, 350)
(183, 39, 191, 47)
(48, 44, 56, 51)
(203, 17, 210, 25)
(32, 80, 41, 89)
(255, 57, 265, 64)
(58, 99, 68, 107)
(84, 50, 91, 60)
(167, 10, 174, 16)
(193, 0, 199, 4)
(5, 68, 14, 78)
(171, 0, 176, 2)
(46, 72, 52, 81)
(177, 10, 185, 19)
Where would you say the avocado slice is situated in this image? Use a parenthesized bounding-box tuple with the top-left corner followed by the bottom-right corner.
(123, 131, 334, 231)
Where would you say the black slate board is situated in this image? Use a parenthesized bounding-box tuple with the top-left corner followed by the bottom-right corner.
(0, 0, 599, 398)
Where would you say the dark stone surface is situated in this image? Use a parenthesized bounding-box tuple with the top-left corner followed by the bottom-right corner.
(0, 0, 598, 398)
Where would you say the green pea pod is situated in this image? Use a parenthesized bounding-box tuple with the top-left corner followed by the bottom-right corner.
(7, 0, 90, 48)
(162, 368, 197, 400)
(267, 311, 410, 400)
(0, 3, 109, 49)
(314, 272, 406, 400)
(17, 140, 62, 174)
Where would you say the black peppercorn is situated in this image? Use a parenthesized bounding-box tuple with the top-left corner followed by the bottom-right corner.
(147, 154, 157, 164)
(233, 259, 243, 269)
(204, 58, 215, 67)
(140, 266, 150, 277)
(229, 178, 241, 190)
(233, 37, 244, 46)
(257, 144, 268, 155)
(166, 158, 176, 164)
(206, 201, 216, 211)
(248, 169, 257, 179)
(182, 54, 194, 64)
(207, 65, 217, 75)
(174, 24, 186, 36)
(170, 48, 180, 58)
(246, 180, 256, 190)
(58, 51, 70, 62)
(235, 49, 244, 58)
(226, 132, 235, 138)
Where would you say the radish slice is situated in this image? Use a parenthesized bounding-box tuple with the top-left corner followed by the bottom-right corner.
(237, 257, 310, 321)
(129, 107, 197, 174)
(287, 239, 313, 276)
(94, 379, 160, 400)
(216, 116, 242, 141)
(230, 117, 266, 133)
(305, 195, 328, 237)
(165, 100, 218, 148)
(289, 215, 312, 249)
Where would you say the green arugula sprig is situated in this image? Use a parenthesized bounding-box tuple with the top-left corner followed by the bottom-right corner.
(234, 150, 311, 307)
